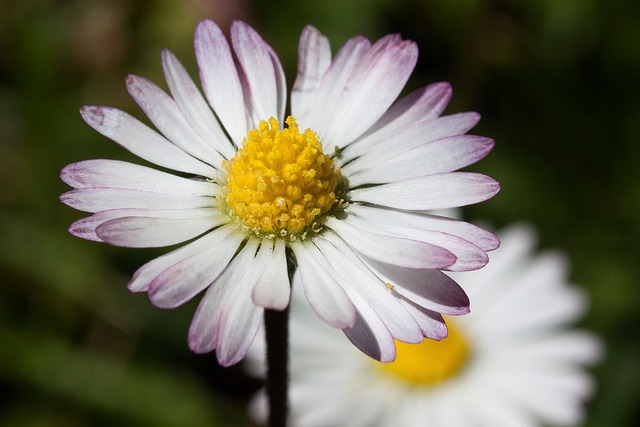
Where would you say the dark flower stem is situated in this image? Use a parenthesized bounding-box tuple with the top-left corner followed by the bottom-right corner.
(264, 306, 289, 427)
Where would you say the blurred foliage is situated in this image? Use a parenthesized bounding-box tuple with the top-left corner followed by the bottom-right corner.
(1, 0, 639, 425)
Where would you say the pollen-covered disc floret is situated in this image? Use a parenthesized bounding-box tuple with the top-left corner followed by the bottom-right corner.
(222, 116, 341, 239)
(377, 320, 469, 386)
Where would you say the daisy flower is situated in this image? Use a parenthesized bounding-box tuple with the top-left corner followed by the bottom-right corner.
(60, 20, 499, 366)
(247, 223, 604, 427)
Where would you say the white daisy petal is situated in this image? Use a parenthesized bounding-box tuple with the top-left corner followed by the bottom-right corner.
(79, 106, 216, 177)
(126, 227, 225, 293)
(60, 159, 216, 195)
(68, 213, 110, 242)
(325, 35, 419, 147)
(347, 135, 494, 186)
(342, 112, 480, 163)
(161, 49, 236, 160)
(268, 44, 288, 124)
(326, 216, 457, 270)
(215, 294, 264, 367)
(291, 25, 332, 124)
(397, 299, 448, 340)
(291, 241, 357, 329)
(95, 215, 224, 248)
(252, 239, 291, 310)
(69, 207, 220, 242)
(185, 268, 229, 354)
(213, 241, 266, 366)
(194, 19, 247, 144)
(343, 213, 489, 271)
(358, 82, 453, 139)
(146, 226, 243, 308)
(231, 21, 283, 125)
(60, 188, 213, 213)
(316, 232, 423, 343)
(125, 75, 225, 167)
(350, 172, 500, 211)
(302, 35, 371, 134)
(368, 259, 470, 315)
(347, 204, 499, 252)
(342, 301, 397, 363)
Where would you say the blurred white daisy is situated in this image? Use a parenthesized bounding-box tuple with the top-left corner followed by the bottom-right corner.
(60, 20, 499, 366)
(247, 224, 604, 426)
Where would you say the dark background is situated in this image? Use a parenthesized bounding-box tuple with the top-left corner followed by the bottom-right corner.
(1, 0, 638, 425)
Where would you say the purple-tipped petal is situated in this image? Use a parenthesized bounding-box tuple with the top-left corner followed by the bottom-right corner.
(231, 21, 284, 125)
(60, 187, 213, 213)
(68, 207, 219, 242)
(60, 159, 216, 195)
(291, 25, 332, 123)
(342, 299, 396, 363)
(359, 82, 453, 139)
(343, 213, 489, 272)
(350, 172, 500, 211)
(316, 232, 423, 343)
(125, 74, 224, 167)
(322, 34, 418, 147)
(188, 239, 266, 366)
(291, 241, 357, 329)
(145, 225, 243, 308)
(195, 20, 247, 144)
(368, 260, 470, 316)
(80, 106, 216, 177)
(96, 214, 225, 248)
(347, 204, 500, 252)
(161, 49, 236, 160)
(326, 216, 457, 270)
(212, 241, 266, 366)
(398, 299, 449, 340)
(342, 111, 481, 163)
(300, 35, 371, 135)
(267, 44, 287, 125)
(215, 297, 263, 367)
(127, 225, 229, 293)
(68, 214, 108, 242)
(346, 135, 495, 186)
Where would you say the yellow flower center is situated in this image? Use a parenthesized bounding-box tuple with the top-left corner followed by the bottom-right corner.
(378, 320, 470, 386)
(222, 116, 341, 239)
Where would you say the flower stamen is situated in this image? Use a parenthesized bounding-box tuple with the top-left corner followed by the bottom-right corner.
(222, 116, 342, 240)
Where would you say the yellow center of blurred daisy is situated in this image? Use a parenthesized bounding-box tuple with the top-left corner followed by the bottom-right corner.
(378, 320, 470, 386)
(222, 116, 341, 239)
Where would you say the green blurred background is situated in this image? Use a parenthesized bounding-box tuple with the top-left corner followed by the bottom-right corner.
(1, 0, 639, 425)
